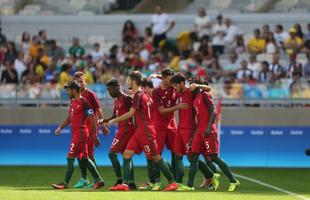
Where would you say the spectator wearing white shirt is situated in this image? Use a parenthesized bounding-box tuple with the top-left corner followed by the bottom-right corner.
(265, 32, 279, 54)
(247, 54, 261, 79)
(211, 14, 227, 55)
(274, 24, 289, 49)
(269, 53, 285, 80)
(224, 18, 241, 46)
(90, 43, 104, 64)
(14, 51, 27, 80)
(194, 7, 212, 39)
(150, 4, 175, 48)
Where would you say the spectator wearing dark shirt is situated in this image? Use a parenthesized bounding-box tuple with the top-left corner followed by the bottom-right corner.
(46, 39, 65, 61)
(4, 41, 17, 63)
(1, 60, 18, 84)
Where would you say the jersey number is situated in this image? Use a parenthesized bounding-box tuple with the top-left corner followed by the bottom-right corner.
(112, 138, 119, 146)
(69, 143, 75, 153)
(205, 141, 210, 150)
(144, 145, 151, 153)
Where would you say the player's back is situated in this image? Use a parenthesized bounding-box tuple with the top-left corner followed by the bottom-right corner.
(177, 88, 195, 129)
(69, 98, 89, 138)
(115, 94, 134, 128)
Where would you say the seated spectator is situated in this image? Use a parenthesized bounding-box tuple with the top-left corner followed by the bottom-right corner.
(206, 55, 222, 83)
(21, 31, 31, 55)
(69, 37, 85, 59)
(237, 60, 254, 83)
(284, 27, 303, 55)
(144, 27, 153, 52)
(224, 18, 241, 46)
(304, 53, 310, 82)
(29, 36, 45, 59)
(258, 61, 273, 84)
(273, 24, 289, 50)
(1, 60, 18, 84)
(247, 29, 266, 54)
(304, 23, 310, 53)
(247, 54, 260, 79)
(198, 35, 213, 59)
(233, 35, 246, 56)
(21, 62, 40, 84)
(90, 43, 103, 64)
(194, 7, 212, 39)
(176, 31, 194, 54)
(14, 51, 28, 80)
(168, 50, 180, 71)
(44, 62, 57, 84)
(261, 24, 271, 40)
(211, 14, 227, 55)
(36, 48, 50, 67)
(46, 39, 65, 62)
(4, 41, 17, 64)
(294, 24, 304, 40)
(0, 27, 7, 47)
(269, 53, 286, 80)
(265, 32, 279, 54)
(285, 53, 303, 80)
(221, 52, 240, 79)
(122, 20, 139, 44)
(58, 63, 73, 88)
(38, 30, 49, 47)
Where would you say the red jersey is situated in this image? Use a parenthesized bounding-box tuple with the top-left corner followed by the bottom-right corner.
(69, 97, 93, 139)
(81, 88, 101, 134)
(152, 86, 177, 130)
(177, 88, 195, 129)
(132, 90, 155, 135)
(193, 91, 217, 132)
(114, 94, 134, 129)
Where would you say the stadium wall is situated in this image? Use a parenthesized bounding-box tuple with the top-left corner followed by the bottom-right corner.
(1, 107, 309, 167)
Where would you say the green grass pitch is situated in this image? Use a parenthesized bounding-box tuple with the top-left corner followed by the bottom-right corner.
(0, 166, 309, 200)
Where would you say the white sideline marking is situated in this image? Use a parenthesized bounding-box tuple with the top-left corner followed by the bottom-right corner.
(234, 173, 310, 200)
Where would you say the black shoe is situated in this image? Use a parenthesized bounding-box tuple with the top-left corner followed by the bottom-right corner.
(129, 183, 137, 190)
(113, 179, 123, 187)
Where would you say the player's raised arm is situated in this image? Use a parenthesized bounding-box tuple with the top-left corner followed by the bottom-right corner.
(108, 108, 136, 125)
(55, 115, 70, 135)
(190, 83, 212, 92)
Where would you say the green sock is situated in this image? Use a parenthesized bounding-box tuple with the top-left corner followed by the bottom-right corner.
(153, 160, 161, 183)
(109, 152, 122, 180)
(187, 155, 199, 188)
(158, 159, 174, 184)
(64, 158, 75, 185)
(147, 159, 155, 183)
(198, 159, 214, 178)
(205, 159, 217, 173)
(211, 155, 237, 183)
(78, 158, 87, 179)
(123, 159, 132, 184)
(171, 152, 176, 179)
(85, 158, 103, 182)
(129, 159, 135, 184)
(175, 155, 184, 183)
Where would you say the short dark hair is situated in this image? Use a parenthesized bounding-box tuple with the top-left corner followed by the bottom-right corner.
(129, 71, 143, 86)
(190, 77, 209, 85)
(276, 24, 283, 31)
(106, 79, 120, 87)
(38, 30, 46, 36)
(64, 81, 80, 90)
(170, 72, 186, 84)
(161, 68, 175, 77)
(142, 78, 154, 88)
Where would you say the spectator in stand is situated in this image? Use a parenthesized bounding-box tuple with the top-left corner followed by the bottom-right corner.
(1, 60, 18, 84)
(274, 24, 289, 50)
(247, 29, 266, 54)
(14, 51, 28, 80)
(0, 27, 7, 47)
(304, 23, 310, 53)
(150, 4, 175, 48)
(21, 31, 31, 56)
(144, 27, 153, 52)
(122, 20, 139, 44)
(38, 30, 48, 47)
(4, 41, 17, 63)
(75, 59, 94, 84)
(206, 55, 222, 82)
(198, 35, 213, 59)
(21, 61, 39, 84)
(168, 49, 180, 71)
(237, 60, 254, 83)
(294, 24, 304, 40)
(303, 53, 310, 82)
(258, 61, 272, 84)
(265, 32, 279, 54)
(90, 43, 103, 64)
(58, 63, 73, 88)
(44, 62, 57, 84)
(261, 24, 271, 40)
(36, 47, 50, 67)
(223, 18, 241, 47)
(284, 27, 303, 55)
(69, 37, 85, 59)
(211, 14, 227, 55)
(194, 7, 212, 40)
(46, 39, 65, 62)
(269, 53, 286, 80)
(233, 35, 246, 56)
(221, 52, 240, 81)
(286, 53, 303, 80)
(29, 36, 45, 59)
(247, 54, 260, 79)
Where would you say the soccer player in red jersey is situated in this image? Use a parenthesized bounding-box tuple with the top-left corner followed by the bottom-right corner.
(104, 79, 136, 189)
(73, 71, 105, 188)
(108, 71, 178, 191)
(190, 78, 240, 192)
(51, 81, 104, 189)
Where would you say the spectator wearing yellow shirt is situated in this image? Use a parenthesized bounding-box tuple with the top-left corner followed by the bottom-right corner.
(284, 27, 303, 55)
(168, 50, 180, 71)
(58, 64, 73, 88)
(247, 29, 266, 54)
(28, 36, 45, 59)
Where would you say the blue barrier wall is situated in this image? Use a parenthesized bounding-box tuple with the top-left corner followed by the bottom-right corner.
(0, 125, 309, 167)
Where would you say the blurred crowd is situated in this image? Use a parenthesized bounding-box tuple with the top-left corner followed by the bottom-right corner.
(1, 4, 310, 94)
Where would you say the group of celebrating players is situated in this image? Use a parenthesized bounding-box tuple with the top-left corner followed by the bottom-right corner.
(51, 68, 240, 192)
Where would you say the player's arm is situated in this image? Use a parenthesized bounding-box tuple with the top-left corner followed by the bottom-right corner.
(88, 113, 98, 138)
(158, 103, 188, 115)
(190, 83, 212, 92)
(102, 109, 116, 123)
(55, 115, 70, 135)
(203, 95, 217, 137)
(108, 108, 135, 125)
(97, 107, 104, 123)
